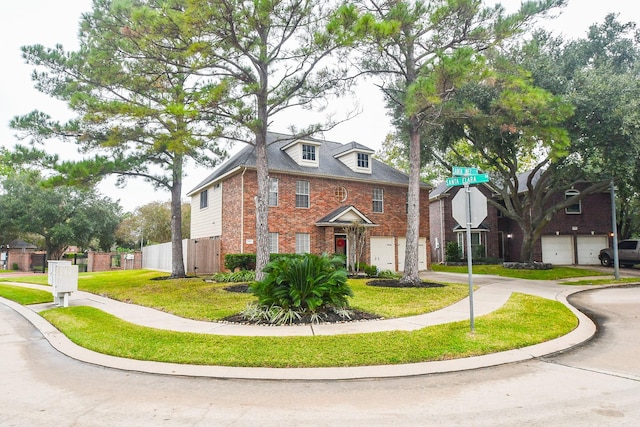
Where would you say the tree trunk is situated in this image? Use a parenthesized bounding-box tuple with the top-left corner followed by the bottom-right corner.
(254, 132, 270, 281)
(400, 119, 421, 285)
(170, 155, 186, 278)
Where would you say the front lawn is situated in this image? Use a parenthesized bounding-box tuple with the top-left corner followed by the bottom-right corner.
(0, 270, 469, 320)
(38, 293, 576, 368)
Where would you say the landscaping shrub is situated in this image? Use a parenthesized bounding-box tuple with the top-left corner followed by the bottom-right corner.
(246, 253, 353, 324)
(446, 241, 462, 262)
(359, 263, 378, 277)
(377, 269, 401, 279)
(210, 270, 256, 283)
(224, 254, 256, 271)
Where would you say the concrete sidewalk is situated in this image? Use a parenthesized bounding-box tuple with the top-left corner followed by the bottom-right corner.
(0, 272, 600, 380)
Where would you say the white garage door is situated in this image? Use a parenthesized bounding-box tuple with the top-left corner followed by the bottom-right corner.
(397, 237, 427, 272)
(370, 236, 395, 272)
(541, 235, 574, 265)
(576, 235, 608, 265)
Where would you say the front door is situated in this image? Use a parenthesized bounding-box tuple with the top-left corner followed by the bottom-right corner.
(334, 234, 347, 257)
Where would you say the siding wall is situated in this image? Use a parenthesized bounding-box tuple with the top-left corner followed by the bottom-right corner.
(190, 183, 223, 239)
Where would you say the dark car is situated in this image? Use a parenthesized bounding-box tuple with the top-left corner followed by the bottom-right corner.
(599, 239, 640, 267)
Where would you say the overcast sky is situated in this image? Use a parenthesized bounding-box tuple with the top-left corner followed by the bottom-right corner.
(1, 0, 637, 212)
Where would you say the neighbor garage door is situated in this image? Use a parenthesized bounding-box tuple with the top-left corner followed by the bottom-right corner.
(370, 236, 396, 272)
(576, 235, 608, 265)
(397, 237, 427, 272)
(541, 235, 574, 265)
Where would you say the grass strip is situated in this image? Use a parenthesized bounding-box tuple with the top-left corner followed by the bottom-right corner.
(431, 264, 608, 280)
(0, 284, 53, 305)
(39, 293, 577, 368)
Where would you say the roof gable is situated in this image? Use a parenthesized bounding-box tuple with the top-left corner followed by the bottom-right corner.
(315, 205, 376, 226)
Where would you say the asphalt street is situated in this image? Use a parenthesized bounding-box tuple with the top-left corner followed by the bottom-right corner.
(1, 274, 639, 425)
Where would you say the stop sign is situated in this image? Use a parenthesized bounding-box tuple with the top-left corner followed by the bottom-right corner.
(452, 187, 487, 228)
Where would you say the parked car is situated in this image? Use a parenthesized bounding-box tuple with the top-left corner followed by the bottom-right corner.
(599, 239, 640, 267)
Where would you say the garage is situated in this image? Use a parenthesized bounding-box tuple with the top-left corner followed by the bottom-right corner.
(397, 237, 427, 272)
(541, 235, 574, 265)
(370, 236, 395, 272)
(576, 235, 608, 265)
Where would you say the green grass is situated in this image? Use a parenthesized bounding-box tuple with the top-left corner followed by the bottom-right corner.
(0, 284, 53, 305)
(0, 270, 470, 320)
(431, 264, 608, 280)
(349, 279, 468, 318)
(39, 293, 576, 368)
(561, 277, 640, 286)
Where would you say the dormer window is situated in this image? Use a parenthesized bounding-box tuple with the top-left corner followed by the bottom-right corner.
(282, 138, 320, 167)
(334, 141, 374, 174)
(302, 144, 316, 161)
(357, 152, 369, 168)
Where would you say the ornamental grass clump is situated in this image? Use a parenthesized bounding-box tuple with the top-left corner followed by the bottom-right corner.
(243, 253, 353, 325)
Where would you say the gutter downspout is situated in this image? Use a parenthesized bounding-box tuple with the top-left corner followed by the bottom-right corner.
(440, 198, 445, 263)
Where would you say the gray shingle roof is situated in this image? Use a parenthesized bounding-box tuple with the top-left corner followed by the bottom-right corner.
(188, 132, 418, 195)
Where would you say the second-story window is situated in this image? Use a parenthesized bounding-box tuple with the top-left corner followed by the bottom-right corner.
(357, 152, 369, 168)
(268, 177, 278, 207)
(373, 188, 384, 213)
(302, 144, 316, 161)
(565, 189, 581, 214)
(200, 189, 208, 209)
(296, 180, 310, 208)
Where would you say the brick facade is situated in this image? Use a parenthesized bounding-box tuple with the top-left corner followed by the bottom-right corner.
(219, 169, 430, 270)
(431, 182, 612, 264)
(430, 185, 501, 263)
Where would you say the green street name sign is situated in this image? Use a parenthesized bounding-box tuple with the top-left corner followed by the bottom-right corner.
(452, 166, 479, 176)
(446, 174, 490, 187)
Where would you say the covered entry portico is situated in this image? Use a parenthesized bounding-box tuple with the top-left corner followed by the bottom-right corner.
(316, 205, 377, 271)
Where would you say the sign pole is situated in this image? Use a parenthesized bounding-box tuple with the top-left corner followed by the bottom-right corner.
(465, 182, 475, 332)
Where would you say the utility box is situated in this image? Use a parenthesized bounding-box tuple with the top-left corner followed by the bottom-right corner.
(56, 265, 79, 293)
(48, 260, 72, 286)
(48, 260, 77, 307)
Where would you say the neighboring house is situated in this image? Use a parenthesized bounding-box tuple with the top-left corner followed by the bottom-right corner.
(187, 132, 431, 272)
(429, 175, 612, 265)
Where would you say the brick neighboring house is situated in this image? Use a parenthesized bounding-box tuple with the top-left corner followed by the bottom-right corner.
(430, 176, 612, 265)
(187, 132, 431, 272)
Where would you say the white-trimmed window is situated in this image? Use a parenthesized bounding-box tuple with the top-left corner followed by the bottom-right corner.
(268, 232, 279, 254)
(296, 180, 310, 208)
(199, 189, 208, 209)
(268, 178, 278, 207)
(302, 144, 316, 161)
(457, 231, 486, 258)
(372, 188, 384, 213)
(357, 152, 369, 168)
(565, 189, 581, 214)
(295, 233, 310, 254)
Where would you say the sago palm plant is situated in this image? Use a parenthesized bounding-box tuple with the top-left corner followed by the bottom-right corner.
(245, 253, 353, 324)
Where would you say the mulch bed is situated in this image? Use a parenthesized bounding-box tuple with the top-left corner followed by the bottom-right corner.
(221, 279, 444, 325)
(223, 284, 251, 293)
(222, 308, 382, 325)
(366, 279, 445, 288)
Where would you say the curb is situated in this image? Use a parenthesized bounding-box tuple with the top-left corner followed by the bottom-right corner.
(0, 285, 596, 380)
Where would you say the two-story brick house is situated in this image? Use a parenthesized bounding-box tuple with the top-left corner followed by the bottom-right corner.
(430, 176, 612, 265)
(187, 132, 431, 272)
